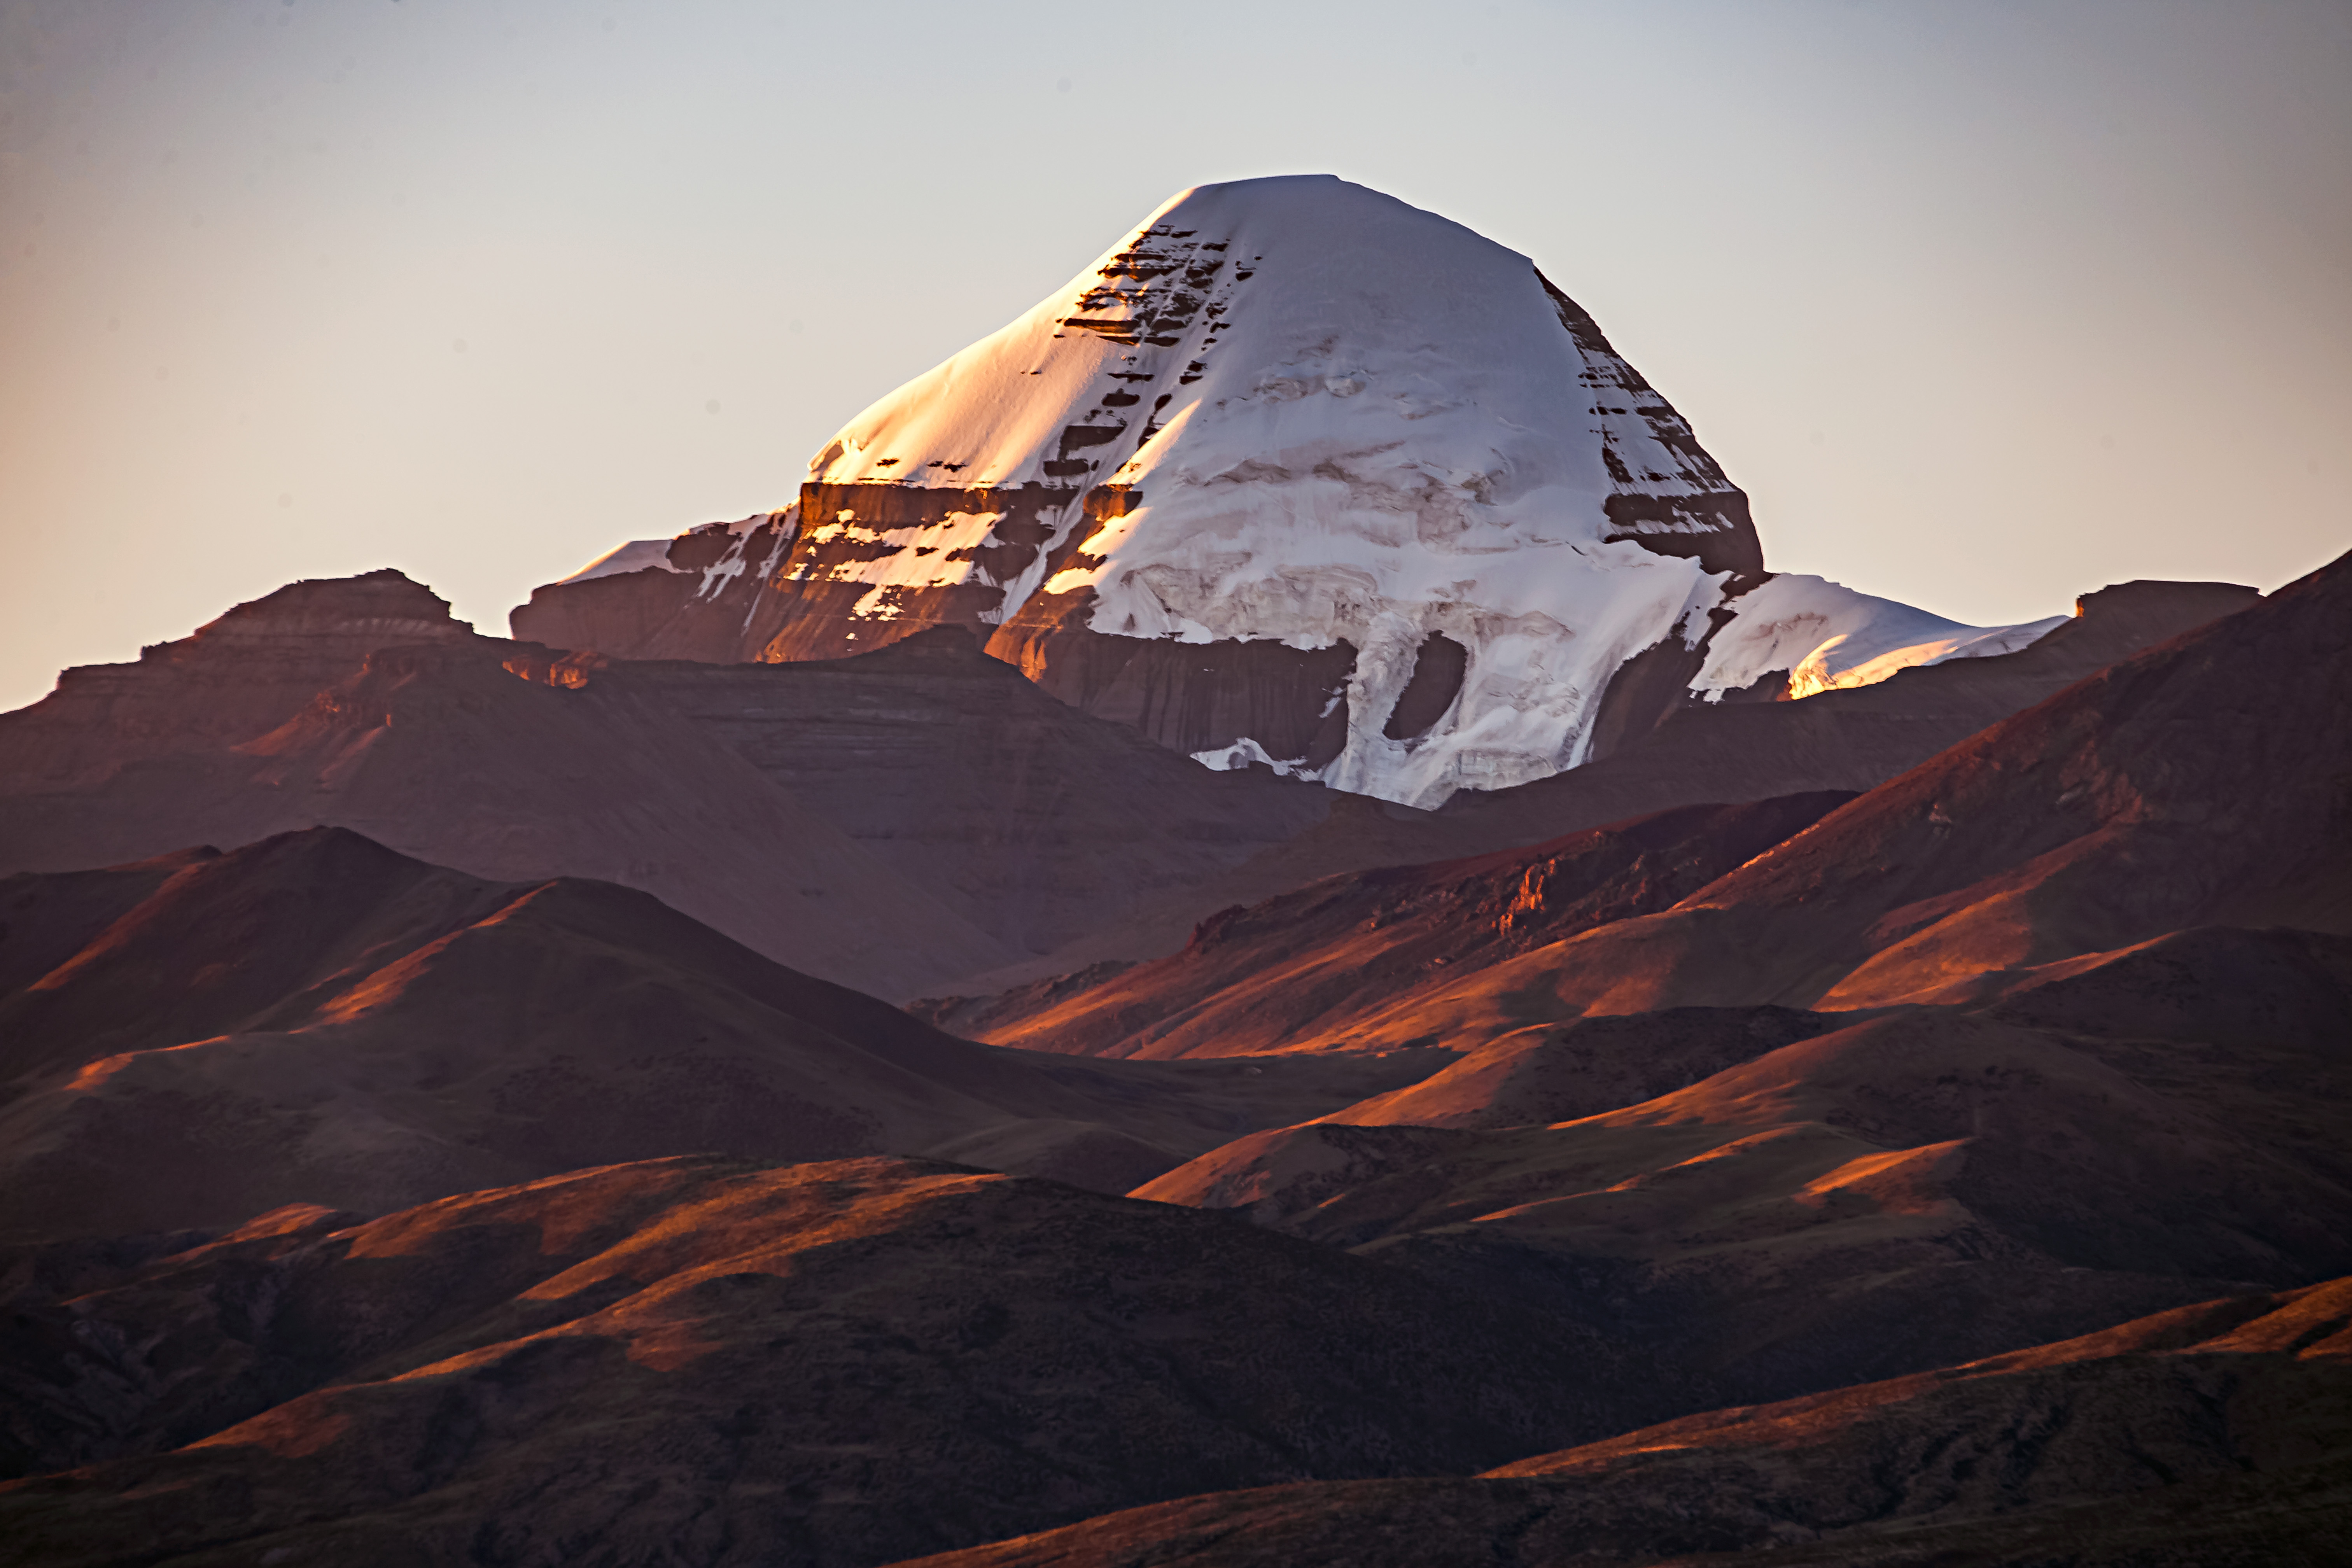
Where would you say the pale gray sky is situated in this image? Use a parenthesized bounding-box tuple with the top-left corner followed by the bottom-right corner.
(2, 0, 2346, 710)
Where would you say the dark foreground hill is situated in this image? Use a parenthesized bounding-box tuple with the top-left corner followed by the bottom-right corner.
(0, 828, 1445, 1240)
(0, 1157, 1677, 1564)
(1136, 942, 2352, 1405)
(891, 1276, 2352, 1568)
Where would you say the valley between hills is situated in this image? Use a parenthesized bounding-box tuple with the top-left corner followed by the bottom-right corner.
(2, 176, 2346, 1566)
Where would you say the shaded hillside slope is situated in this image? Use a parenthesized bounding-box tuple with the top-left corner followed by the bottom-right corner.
(0, 572, 1012, 999)
(0, 829, 1445, 1240)
(0, 569, 2255, 1001)
(1273, 548, 2348, 1052)
(916, 793, 1851, 1058)
(921, 578, 2263, 998)
(0, 1157, 1679, 1566)
(508, 628, 1332, 960)
(1324, 923, 2352, 1134)
(892, 1277, 2352, 1568)
(0, 573, 1331, 984)
(1137, 936, 2352, 1402)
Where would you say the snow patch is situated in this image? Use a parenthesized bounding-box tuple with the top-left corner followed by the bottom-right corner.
(557, 540, 683, 585)
(786, 509, 1002, 621)
(1701, 574, 2065, 698)
(1192, 738, 1316, 779)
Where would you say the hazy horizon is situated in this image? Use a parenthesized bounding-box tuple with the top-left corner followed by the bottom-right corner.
(2, 0, 2346, 710)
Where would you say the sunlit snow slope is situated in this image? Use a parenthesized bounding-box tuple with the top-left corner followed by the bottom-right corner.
(522, 175, 2058, 807)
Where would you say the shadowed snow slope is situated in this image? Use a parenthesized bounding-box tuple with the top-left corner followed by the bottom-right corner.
(517, 176, 2060, 806)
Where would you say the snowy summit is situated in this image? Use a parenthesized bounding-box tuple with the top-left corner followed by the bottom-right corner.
(530, 175, 2058, 807)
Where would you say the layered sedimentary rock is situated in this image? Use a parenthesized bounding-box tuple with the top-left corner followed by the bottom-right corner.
(516, 510, 804, 664)
(517, 175, 2060, 806)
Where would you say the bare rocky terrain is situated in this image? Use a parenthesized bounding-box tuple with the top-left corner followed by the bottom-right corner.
(0, 1157, 1682, 1564)
(0, 534, 2340, 1561)
(892, 1278, 2352, 1568)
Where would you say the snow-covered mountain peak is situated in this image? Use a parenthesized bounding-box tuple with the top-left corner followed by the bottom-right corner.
(813, 174, 1757, 581)
(795, 175, 1773, 804)
(522, 176, 2066, 808)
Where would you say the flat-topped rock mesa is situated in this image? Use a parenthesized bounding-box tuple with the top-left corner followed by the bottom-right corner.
(2, 570, 480, 785)
(517, 175, 2069, 807)
(0, 575, 1022, 998)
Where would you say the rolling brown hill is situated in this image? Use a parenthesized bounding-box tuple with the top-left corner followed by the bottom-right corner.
(914, 793, 1852, 1058)
(0, 1156, 1681, 1565)
(1135, 938, 2352, 1404)
(891, 576, 2266, 994)
(0, 568, 2258, 1006)
(889, 1275, 2352, 1568)
(1094, 548, 2348, 1059)
(0, 828, 1446, 1241)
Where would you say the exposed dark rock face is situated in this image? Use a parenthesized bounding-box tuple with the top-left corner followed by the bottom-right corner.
(509, 510, 803, 663)
(1536, 270, 1762, 581)
(1380, 632, 1468, 742)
